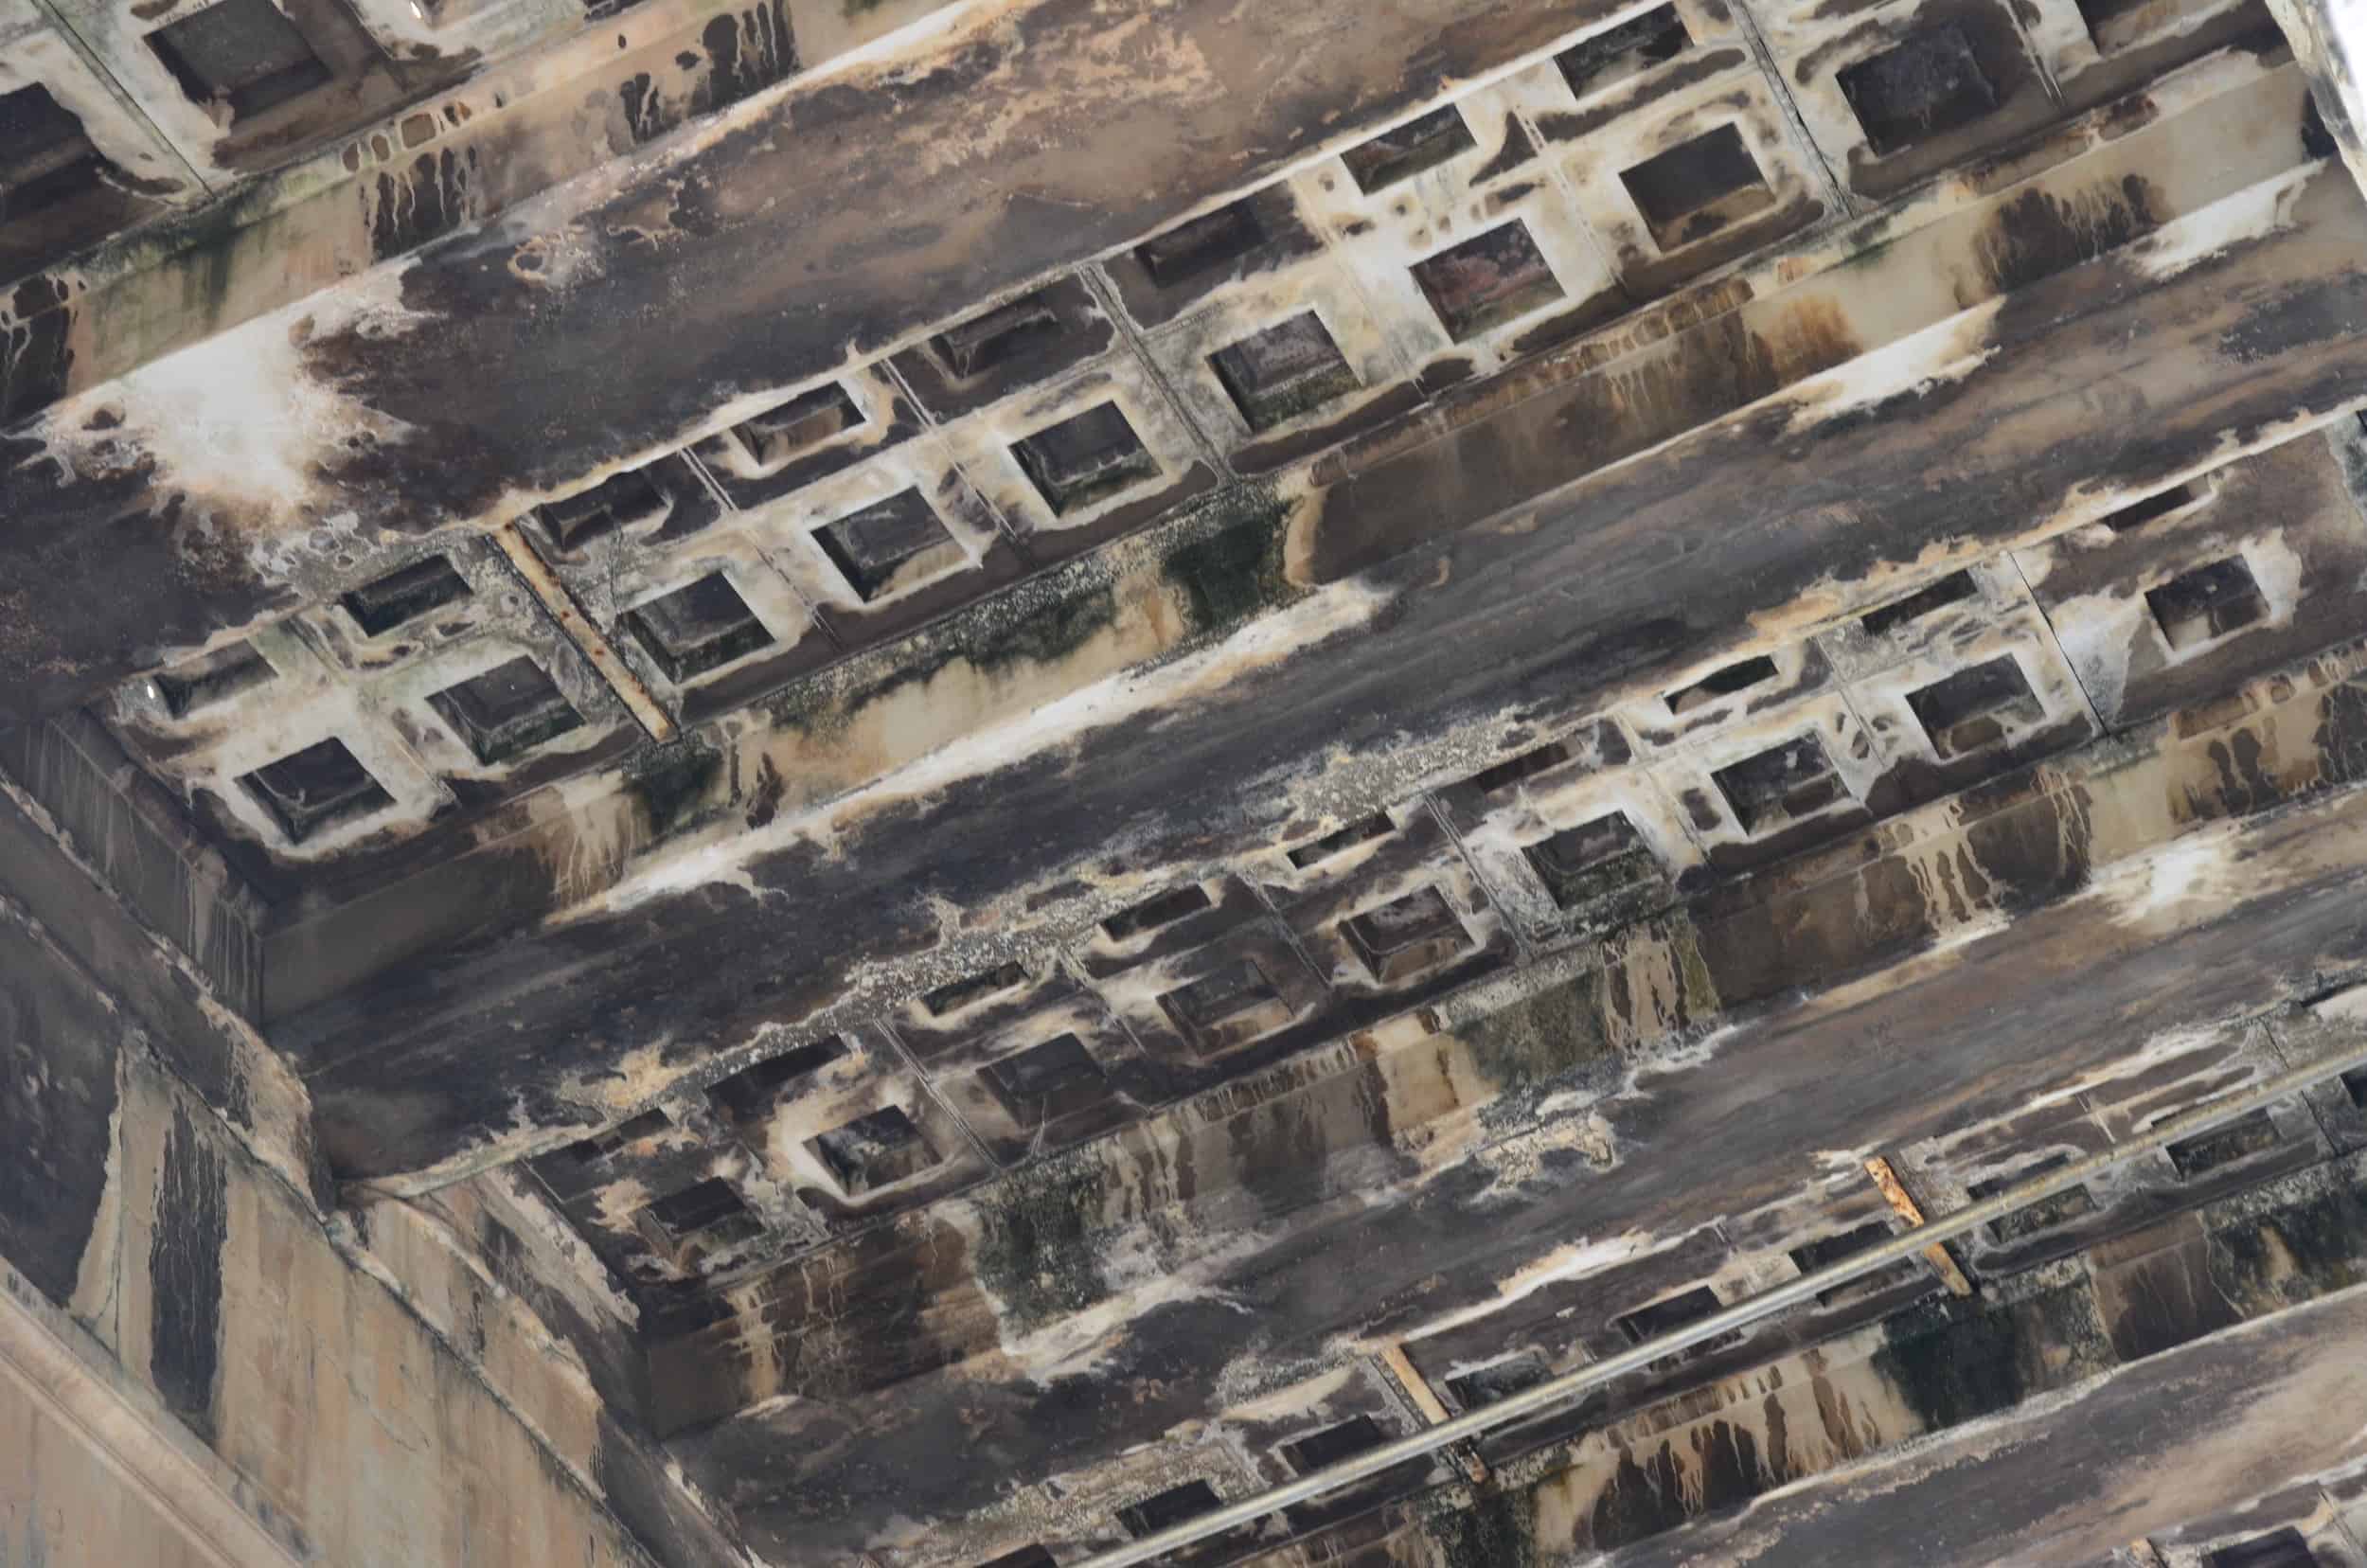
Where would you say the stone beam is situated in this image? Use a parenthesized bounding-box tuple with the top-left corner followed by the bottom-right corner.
(240, 50, 2317, 1015)
(1598, 1283, 2367, 1567)
(655, 690, 2367, 1557)
(1260, 1151, 2367, 1568)
(0, 0, 973, 423)
(0, 0, 1596, 722)
(632, 643, 2367, 1418)
(283, 150, 2367, 1185)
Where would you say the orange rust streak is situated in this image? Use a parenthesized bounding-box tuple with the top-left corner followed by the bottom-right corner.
(1379, 1344, 1488, 1483)
(1864, 1155, 1976, 1298)
(492, 524, 679, 743)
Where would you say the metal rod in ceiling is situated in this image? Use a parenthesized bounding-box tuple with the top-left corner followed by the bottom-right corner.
(1067, 1032, 2367, 1567)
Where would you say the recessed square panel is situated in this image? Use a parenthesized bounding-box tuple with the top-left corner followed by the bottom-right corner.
(1837, 27, 1998, 157)
(709, 382, 863, 474)
(1557, 4, 1692, 100)
(1341, 885, 1467, 983)
(1614, 1284, 1741, 1358)
(1712, 734, 1847, 835)
(1341, 104, 1476, 193)
(1409, 222, 1563, 341)
(2202, 1528, 2315, 1568)
(807, 1106, 938, 1194)
(920, 961, 1028, 1018)
(1969, 1159, 2097, 1243)
(1787, 1221, 1885, 1271)
(1618, 125, 1774, 252)
(2146, 557, 2267, 652)
(1286, 813, 1394, 868)
(893, 276, 1117, 419)
(1118, 1480, 1220, 1540)
(147, 639, 274, 717)
(146, 0, 331, 120)
(0, 85, 105, 220)
(2097, 482, 2200, 534)
(426, 656, 583, 764)
(536, 467, 672, 555)
(1466, 740, 1571, 794)
(1789, 1221, 1920, 1307)
(550, 1108, 671, 1173)
(1664, 654, 1776, 717)
(983, 1034, 1107, 1121)
(340, 554, 471, 636)
(620, 573, 773, 683)
(1158, 958, 1290, 1057)
(0, 84, 86, 173)
(2163, 1109, 2283, 1177)
(932, 290, 1065, 378)
(974, 1549, 1057, 1568)
(1446, 1352, 1549, 1410)
(1100, 884, 1214, 942)
(2072, 0, 2153, 42)
(1525, 811, 1659, 911)
(1135, 199, 1266, 288)
(1982, 1192, 2092, 1248)
(641, 1176, 756, 1248)
(1861, 571, 1977, 635)
(1905, 656, 2041, 759)
(1011, 402, 1159, 516)
(708, 1037, 847, 1120)
(1209, 312, 1359, 432)
(1280, 1415, 1388, 1475)
(236, 737, 391, 842)
(811, 489, 965, 602)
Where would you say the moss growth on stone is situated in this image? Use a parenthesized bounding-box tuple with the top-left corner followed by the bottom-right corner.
(1419, 1485, 1538, 1568)
(1242, 365, 1360, 431)
(1865, 1297, 2036, 1430)
(119, 174, 310, 327)
(765, 483, 1287, 747)
(970, 1154, 1112, 1332)
(1463, 979, 1614, 1094)
(972, 583, 1120, 672)
(2213, 1183, 2367, 1312)
(2316, 679, 2367, 786)
(765, 580, 1121, 739)
(761, 669, 853, 740)
(1161, 485, 1295, 636)
(1867, 1285, 2106, 1431)
(1674, 918, 1719, 1019)
(623, 733, 724, 837)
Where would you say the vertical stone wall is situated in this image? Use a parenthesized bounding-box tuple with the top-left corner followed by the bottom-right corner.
(0, 1371, 238, 1568)
(0, 908, 671, 1565)
(0, 726, 739, 1567)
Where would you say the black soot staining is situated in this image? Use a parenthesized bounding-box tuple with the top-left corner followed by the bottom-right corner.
(1965, 175, 2160, 302)
(618, 73, 665, 144)
(367, 148, 483, 259)
(2302, 94, 2340, 164)
(2218, 274, 2367, 366)
(618, 2, 797, 147)
(2, 276, 76, 425)
(744, 753, 787, 829)
(150, 1105, 229, 1442)
(0, 953, 120, 1303)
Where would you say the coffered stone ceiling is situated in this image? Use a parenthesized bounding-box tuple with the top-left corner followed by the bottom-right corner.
(12, 0, 2367, 1561)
